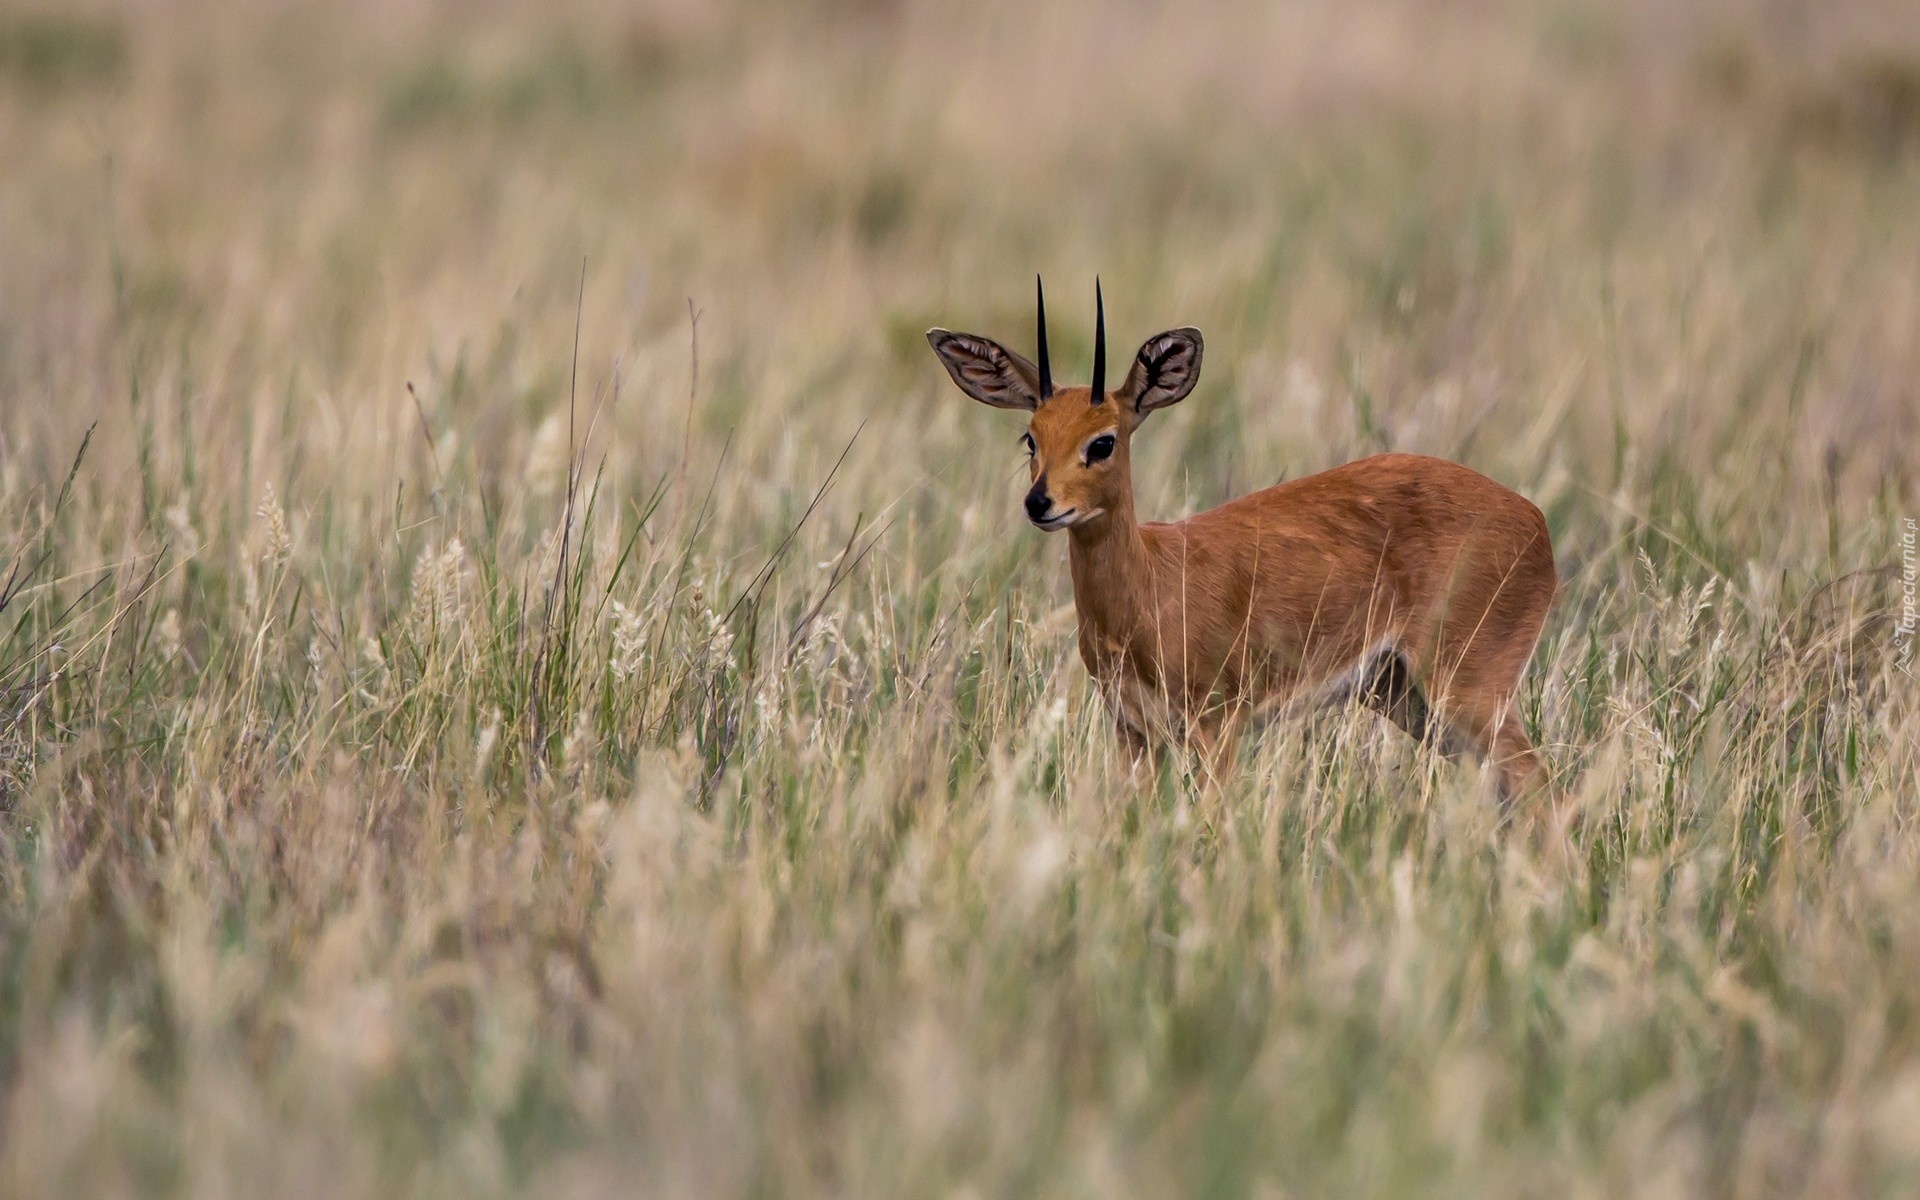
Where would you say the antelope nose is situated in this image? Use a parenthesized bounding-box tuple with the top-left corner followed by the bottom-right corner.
(1024, 485, 1052, 523)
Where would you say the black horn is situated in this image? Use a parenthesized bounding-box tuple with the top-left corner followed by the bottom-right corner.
(1035, 275, 1054, 399)
(1089, 278, 1106, 404)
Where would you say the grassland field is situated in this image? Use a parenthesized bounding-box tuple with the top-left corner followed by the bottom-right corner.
(2, 0, 1919, 1196)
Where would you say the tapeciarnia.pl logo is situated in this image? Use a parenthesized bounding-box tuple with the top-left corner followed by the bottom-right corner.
(1898, 517, 1917, 676)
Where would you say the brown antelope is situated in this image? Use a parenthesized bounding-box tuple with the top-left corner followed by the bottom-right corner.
(927, 279, 1560, 801)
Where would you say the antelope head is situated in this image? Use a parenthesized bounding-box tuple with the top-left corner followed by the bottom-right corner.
(927, 279, 1203, 532)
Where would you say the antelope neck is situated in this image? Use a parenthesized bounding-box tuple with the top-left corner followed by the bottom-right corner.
(1066, 489, 1153, 638)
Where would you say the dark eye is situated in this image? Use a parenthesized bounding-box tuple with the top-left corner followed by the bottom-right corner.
(1085, 434, 1116, 464)
(1020, 433, 1036, 457)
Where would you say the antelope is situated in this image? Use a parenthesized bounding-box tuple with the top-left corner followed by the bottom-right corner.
(927, 279, 1560, 801)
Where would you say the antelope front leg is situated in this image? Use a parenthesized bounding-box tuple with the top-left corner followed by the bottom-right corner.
(1115, 719, 1163, 783)
(1182, 706, 1247, 793)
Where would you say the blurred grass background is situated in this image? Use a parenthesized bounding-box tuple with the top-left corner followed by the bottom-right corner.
(1, 0, 1918, 1196)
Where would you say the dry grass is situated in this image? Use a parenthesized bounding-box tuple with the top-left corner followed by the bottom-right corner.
(2, 0, 1919, 1195)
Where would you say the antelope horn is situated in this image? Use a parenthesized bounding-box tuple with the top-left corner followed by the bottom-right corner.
(1035, 275, 1053, 399)
(1089, 277, 1106, 404)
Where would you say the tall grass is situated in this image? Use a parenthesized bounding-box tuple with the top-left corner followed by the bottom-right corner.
(2, 0, 1917, 1195)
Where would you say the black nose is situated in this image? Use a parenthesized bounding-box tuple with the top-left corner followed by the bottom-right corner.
(1024, 485, 1052, 522)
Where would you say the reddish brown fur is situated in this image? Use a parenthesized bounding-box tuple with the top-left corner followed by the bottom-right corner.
(929, 309, 1559, 800)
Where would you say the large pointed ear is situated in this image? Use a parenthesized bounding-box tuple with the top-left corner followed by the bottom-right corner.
(925, 330, 1044, 411)
(1119, 328, 1203, 421)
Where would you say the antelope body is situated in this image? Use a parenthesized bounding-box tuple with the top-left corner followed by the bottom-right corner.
(928, 281, 1559, 799)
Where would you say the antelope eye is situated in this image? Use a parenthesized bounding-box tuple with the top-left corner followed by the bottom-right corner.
(1085, 434, 1116, 464)
(1019, 433, 1036, 457)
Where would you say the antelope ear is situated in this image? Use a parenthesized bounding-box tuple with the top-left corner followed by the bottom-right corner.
(1119, 328, 1203, 421)
(926, 330, 1044, 411)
